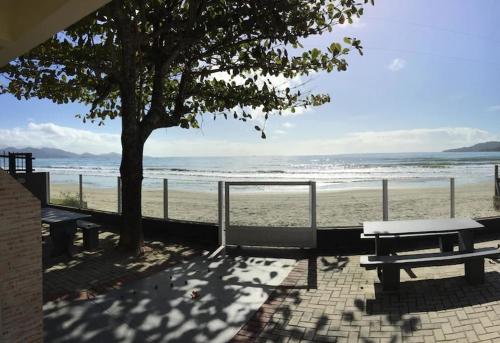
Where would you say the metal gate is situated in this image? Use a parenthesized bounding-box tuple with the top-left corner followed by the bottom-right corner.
(221, 181, 317, 248)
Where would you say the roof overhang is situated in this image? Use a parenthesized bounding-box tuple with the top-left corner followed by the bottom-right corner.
(0, 0, 110, 67)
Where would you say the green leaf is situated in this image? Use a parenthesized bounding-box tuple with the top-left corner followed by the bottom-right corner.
(311, 48, 320, 60)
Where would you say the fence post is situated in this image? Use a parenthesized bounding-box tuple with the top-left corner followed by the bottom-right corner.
(310, 181, 317, 248)
(46, 172, 51, 205)
(8, 153, 15, 175)
(224, 183, 230, 238)
(450, 177, 455, 218)
(163, 179, 168, 220)
(25, 153, 33, 174)
(382, 179, 388, 221)
(117, 177, 122, 214)
(218, 181, 225, 245)
(495, 165, 499, 196)
(79, 174, 83, 209)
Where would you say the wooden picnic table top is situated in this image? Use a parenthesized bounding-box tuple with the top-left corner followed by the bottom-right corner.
(41, 207, 91, 224)
(363, 218, 484, 237)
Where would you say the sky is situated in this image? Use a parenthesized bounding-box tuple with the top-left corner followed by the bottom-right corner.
(1, 0, 500, 157)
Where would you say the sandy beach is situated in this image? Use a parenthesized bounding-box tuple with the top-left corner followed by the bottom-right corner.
(49, 182, 500, 227)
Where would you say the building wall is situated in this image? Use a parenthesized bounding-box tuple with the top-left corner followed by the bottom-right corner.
(0, 170, 42, 342)
(17, 172, 49, 207)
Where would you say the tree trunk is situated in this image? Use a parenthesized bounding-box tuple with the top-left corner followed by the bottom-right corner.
(118, 119, 145, 255)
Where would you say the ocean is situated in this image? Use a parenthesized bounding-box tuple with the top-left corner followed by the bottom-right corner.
(35, 152, 500, 192)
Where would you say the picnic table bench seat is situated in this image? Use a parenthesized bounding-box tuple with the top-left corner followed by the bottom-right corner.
(360, 247, 500, 291)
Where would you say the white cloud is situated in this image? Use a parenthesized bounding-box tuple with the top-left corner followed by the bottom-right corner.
(487, 105, 500, 112)
(387, 58, 407, 72)
(283, 122, 295, 129)
(0, 123, 496, 157)
(0, 122, 121, 154)
(312, 127, 497, 154)
(148, 127, 499, 156)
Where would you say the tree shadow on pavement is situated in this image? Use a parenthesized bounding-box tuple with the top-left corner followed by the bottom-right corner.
(44, 252, 295, 343)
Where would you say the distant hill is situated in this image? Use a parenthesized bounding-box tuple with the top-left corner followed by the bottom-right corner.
(444, 141, 500, 152)
(0, 147, 122, 159)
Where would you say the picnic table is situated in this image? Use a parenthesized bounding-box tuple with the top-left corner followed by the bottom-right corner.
(363, 218, 484, 255)
(360, 218, 499, 291)
(42, 207, 91, 256)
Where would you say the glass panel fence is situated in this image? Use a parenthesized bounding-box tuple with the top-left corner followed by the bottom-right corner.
(317, 181, 382, 227)
(389, 179, 450, 221)
(49, 173, 80, 207)
(455, 179, 499, 219)
(168, 179, 218, 223)
(82, 175, 118, 212)
(142, 178, 164, 218)
(48, 173, 500, 223)
(228, 185, 310, 227)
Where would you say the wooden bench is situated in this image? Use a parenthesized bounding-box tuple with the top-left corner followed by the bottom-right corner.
(77, 220, 101, 250)
(360, 247, 500, 291)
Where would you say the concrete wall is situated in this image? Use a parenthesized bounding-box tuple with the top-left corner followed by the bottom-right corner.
(48, 204, 220, 246)
(0, 170, 42, 342)
(16, 172, 49, 206)
(48, 203, 500, 252)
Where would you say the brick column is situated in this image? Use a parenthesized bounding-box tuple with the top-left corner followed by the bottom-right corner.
(0, 170, 42, 342)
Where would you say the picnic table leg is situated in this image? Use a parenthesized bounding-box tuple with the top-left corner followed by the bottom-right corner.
(458, 230, 474, 252)
(465, 258, 485, 285)
(458, 229, 485, 284)
(381, 265, 400, 292)
(375, 235, 392, 281)
(375, 236, 392, 255)
(375, 235, 381, 255)
(49, 221, 77, 257)
(376, 237, 399, 291)
(375, 235, 382, 280)
(439, 235, 455, 252)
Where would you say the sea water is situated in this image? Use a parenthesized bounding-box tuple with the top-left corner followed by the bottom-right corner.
(34, 152, 500, 192)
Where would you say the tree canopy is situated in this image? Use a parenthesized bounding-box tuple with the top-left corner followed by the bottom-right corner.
(0, 0, 371, 253)
(1, 0, 368, 138)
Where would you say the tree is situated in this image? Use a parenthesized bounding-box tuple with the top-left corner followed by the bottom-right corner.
(0, 0, 370, 254)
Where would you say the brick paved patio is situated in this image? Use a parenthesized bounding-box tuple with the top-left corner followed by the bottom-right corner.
(42, 226, 207, 303)
(42, 226, 500, 342)
(232, 238, 500, 343)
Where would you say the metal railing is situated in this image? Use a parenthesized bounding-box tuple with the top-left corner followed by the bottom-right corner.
(381, 177, 456, 221)
(0, 152, 34, 175)
(222, 181, 317, 248)
(47, 173, 484, 245)
(48, 175, 460, 218)
(495, 165, 500, 197)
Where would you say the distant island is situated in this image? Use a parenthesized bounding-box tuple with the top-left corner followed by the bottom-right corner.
(0, 147, 122, 159)
(444, 141, 500, 152)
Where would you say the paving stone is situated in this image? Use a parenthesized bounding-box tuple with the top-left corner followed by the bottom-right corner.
(231, 237, 500, 343)
(43, 229, 205, 302)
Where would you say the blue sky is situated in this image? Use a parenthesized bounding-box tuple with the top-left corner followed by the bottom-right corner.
(1, 0, 500, 157)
